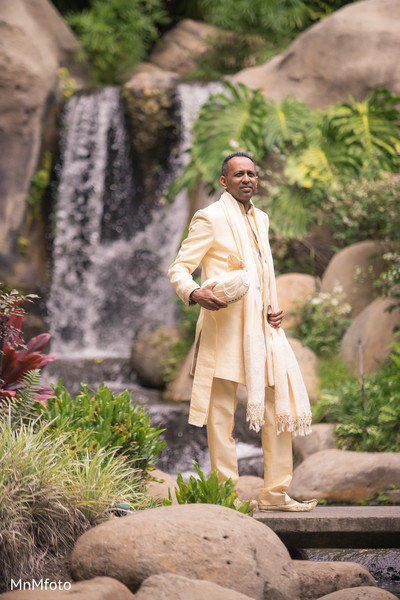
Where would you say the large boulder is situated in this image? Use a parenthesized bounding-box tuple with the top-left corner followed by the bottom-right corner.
(148, 19, 217, 77)
(231, 0, 400, 108)
(0, 577, 134, 599)
(318, 587, 399, 600)
(0, 0, 87, 285)
(145, 468, 179, 505)
(288, 449, 400, 502)
(340, 298, 400, 375)
(236, 475, 264, 503)
(293, 560, 376, 600)
(71, 503, 300, 600)
(320, 241, 388, 318)
(130, 325, 180, 388)
(123, 67, 180, 209)
(288, 337, 320, 403)
(135, 573, 254, 600)
(293, 423, 337, 466)
(165, 343, 195, 402)
(276, 273, 318, 329)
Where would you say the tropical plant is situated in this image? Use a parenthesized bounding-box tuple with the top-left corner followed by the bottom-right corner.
(172, 82, 268, 198)
(0, 287, 37, 361)
(173, 83, 400, 240)
(0, 416, 152, 592)
(35, 382, 165, 475)
(0, 286, 55, 401)
(66, 0, 169, 84)
(162, 460, 253, 514)
(314, 344, 400, 452)
(288, 285, 352, 356)
(263, 96, 315, 152)
(327, 87, 400, 174)
(0, 334, 56, 401)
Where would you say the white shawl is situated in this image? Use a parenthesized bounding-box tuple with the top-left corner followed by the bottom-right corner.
(220, 191, 312, 436)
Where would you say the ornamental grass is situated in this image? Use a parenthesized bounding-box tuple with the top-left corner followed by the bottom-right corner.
(0, 416, 153, 591)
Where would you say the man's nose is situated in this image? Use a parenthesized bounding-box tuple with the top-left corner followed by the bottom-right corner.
(242, 172, 250, 182)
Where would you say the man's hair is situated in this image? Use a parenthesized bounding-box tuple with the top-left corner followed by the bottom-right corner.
(221, 152, 256, 176)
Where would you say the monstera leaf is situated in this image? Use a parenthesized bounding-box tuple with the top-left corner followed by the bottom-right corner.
(263, 96, 315, 151)
(328, 87, 400, 172)
(176, 82, 268, 195)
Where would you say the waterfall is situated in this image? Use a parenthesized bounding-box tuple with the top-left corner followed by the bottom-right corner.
(48, 83, 222, 359)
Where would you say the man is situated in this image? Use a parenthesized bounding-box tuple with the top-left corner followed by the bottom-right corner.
(168, 152, 316, 511)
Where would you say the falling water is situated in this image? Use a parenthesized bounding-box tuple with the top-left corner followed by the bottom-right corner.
(48, 82, 223, 359)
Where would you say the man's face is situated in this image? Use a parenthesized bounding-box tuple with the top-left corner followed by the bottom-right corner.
(220, 156, 258, 204)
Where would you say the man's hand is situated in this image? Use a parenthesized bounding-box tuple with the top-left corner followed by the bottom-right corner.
(190, 283, 228, 311)
(267, 305, 284, 328)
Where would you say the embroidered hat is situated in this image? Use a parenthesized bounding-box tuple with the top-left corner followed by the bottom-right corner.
(202, 268, 249, 304)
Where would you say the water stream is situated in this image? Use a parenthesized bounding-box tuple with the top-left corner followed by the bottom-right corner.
(47, 83, 222, 358)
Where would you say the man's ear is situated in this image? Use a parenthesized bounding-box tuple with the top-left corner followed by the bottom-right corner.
(220, 175, 227, 188)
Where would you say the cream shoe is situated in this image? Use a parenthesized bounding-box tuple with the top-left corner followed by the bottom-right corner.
(259, 498, 318, 512)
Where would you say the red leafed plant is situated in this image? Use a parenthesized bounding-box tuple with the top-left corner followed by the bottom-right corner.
(0, 287, 56, 402)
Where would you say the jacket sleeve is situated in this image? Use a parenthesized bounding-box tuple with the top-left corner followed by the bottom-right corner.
(168, 209, 213, 307)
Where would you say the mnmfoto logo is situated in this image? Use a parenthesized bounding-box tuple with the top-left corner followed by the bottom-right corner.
(10, 579, 71, 591)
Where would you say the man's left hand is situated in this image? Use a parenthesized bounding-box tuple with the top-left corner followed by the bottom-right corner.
(267, 305, 284, 329)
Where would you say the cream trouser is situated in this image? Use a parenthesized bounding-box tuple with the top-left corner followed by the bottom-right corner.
(206, 377, 292, 506)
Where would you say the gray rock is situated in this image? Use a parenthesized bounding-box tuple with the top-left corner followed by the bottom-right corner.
(0, 0, 87, 283)
(165, 343, 194, 402)
(293, 560, 375, 600)
(145, 468, 178, 505)
(130, 325, 180, 388)
(0, 577, 134, 599)
(231, 0, 400, 108)
(276, 273, 318, 329)
(288, 449, 400, 503)
(288, 337, 320, 403)
(135, 573, 254, 600)
(71, 503, 300, 600)
(318, 586, 398, 600)
(293, 424, 337, 466)
(236, 475, 263, 503)
(148, 19, 217, 77)
(320, 241, 388, 318)
(340, 298, 400, 375)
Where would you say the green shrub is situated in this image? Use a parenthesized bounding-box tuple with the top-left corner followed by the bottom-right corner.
(0, 417, 152, 591)
(322, 174, 400, 248)
(289, 285, 352, 356)
(66, 0, 168, 84)
(314, 345, 400, 452)
(321, 175, 400, 310)
(162, 461, 254, 515)
(35, 383, 165, 475)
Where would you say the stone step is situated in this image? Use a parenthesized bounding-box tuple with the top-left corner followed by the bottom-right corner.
(254, 505, 400, 548)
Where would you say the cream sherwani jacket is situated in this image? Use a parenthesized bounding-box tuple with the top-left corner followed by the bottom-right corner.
(168, 197, 271, 427)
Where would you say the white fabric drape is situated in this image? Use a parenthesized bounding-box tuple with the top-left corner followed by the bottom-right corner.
(220, 191, 312, 436)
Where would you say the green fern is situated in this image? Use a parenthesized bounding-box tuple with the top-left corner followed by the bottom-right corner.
(2, 369, 42, 427)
